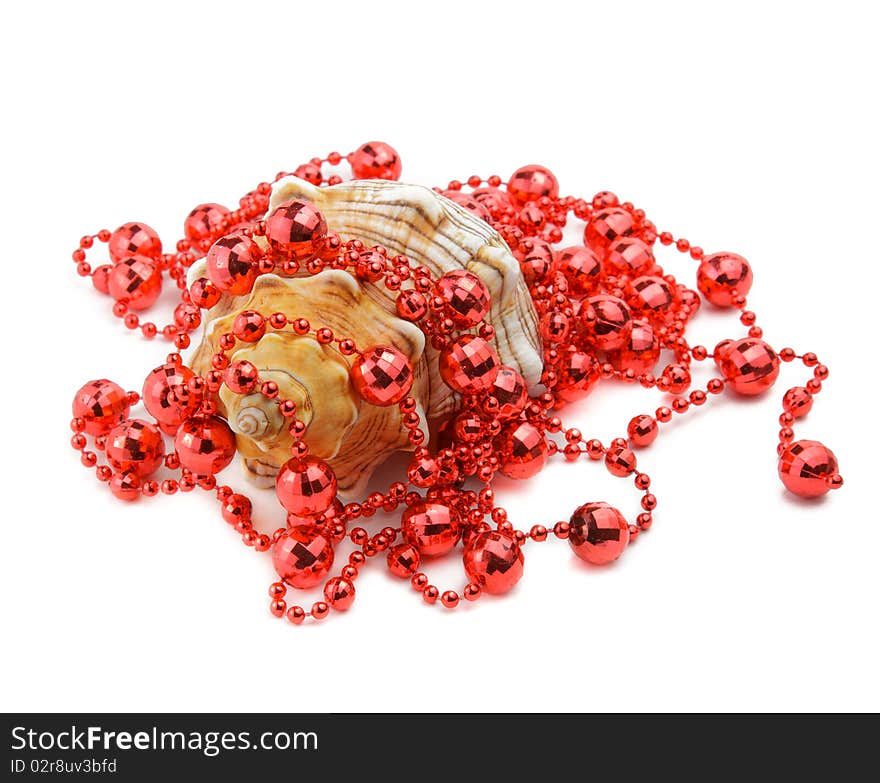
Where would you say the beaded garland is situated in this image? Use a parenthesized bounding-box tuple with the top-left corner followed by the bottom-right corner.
(68, 141, 842, 624)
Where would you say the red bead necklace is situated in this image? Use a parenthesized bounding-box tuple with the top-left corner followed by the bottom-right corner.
(68, 141, 842, 624)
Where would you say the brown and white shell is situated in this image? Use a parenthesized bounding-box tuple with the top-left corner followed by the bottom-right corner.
(188, 178, 542, 499)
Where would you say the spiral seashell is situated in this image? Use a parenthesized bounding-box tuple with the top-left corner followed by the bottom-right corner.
(188, 178, 542, 498)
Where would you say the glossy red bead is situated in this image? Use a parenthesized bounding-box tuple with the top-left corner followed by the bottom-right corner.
(498, 421, 548, 479)
(396, 289, 428, 321)
(350, 345, 414, 406)
(105, 419, 165, 478)
(205, 233, 261, 295)
(605, 237, 654, 276)
(273, 525, 335, 589)
(108, 258, 162, 310)
(715, 338, 779, 395)
(348, 141, 402, 180)
(110, 471, 141, 502)
(387, 542, 421, 577)
(491, 367, 528, 418)
(778, 440, 839, 498)
(584, 207, 636, 254)
(611, 320, 659, 375)
(507, 164, 559, 203)
(442, 191, 492, 221)
(783, 386, 813, 418)
(554, 246, 601, 296)
(184, 203, 229, 244)
(579, 295, 632, 352)
(276, 457, 338, 517)
(174, 415, 237, 475)
(437, 270, 491, 327)
(556, 350, 600, 403)
(569, 502, 630, 565)
(108, 222, 162, 263)
(630, 276, 675, 316)
(224, 360, 259, 395)
(323, 576, 356, 610)
(142, 362, 198, 435)
(697, 252, 753, 306)
(627, 415, 658, 448)
(72, 379, 131, 436)
(266, 200, 328, 261)
(517, 238, 554, 285)
(439, 335, 500, 393)
(401, 501, 460, 557)
(463, 531, 524, 595)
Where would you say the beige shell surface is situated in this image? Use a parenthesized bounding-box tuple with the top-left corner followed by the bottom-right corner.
(269, 177, 543, 418)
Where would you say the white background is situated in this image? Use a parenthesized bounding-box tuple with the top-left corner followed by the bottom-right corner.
(1, 0, 877, 712)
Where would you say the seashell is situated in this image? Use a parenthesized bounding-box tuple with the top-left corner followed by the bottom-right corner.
(188, 178, 542, 498)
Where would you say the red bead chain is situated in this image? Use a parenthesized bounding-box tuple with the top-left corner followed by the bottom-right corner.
(69, 141, 842, 624)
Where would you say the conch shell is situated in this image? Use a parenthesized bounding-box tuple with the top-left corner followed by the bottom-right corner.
(189, 178, 542, 498)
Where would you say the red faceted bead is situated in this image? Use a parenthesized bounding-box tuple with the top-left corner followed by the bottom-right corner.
(293, 162, 322, 185)
(350, 345, 414, 406)
(661, 363, 691, 394)
(273, 525, 335, 589)
(491, 367, 528, 419)
(72, 379, 131, 436)
(630, 276, 675, 316)
(778, 440, 839, 498)
(627, 415, 658, 448)
(605, 237, 654, 276)
(189, 277, 221, 310)
(610, 320, 659, 375)
(92, 264, 112, 294)
(442, 191, 492, 221)
(387, 542, 421, 577)
(579, 295, 632, 352)
(554, 246, 601, 296)
(184, 203, 230, 244)
(569, 502, 630, 565)
(584, 207, 636, 254)
(108, 222, 162, 263)
(396, 289, 428, 321)
(232, 310, 266, 342)
(108, 258, 162, 310)
(557, 350, 599, 403)
(605, 444, 636, 477)
(498, 421, 548, 479)
(517, 238, 554, 285)
(224, 360, 259, 395)
(105, 419, 165, 478)
(110, 471, 141, 502)
(349, 141, 402, 180)
(782, 386, 813, 418)
(142, 362, 198, 435)
(463, 530, 524, 595)
(323, 576, 356, 611)
(437, 270, 491, 327)
(401, 501, 461, 557)
(439, 335, 500, 393)
(276, 457, 338, 517)
(507, 164, 559, 203)
(266, 200, 328, 261)
(206, 233, 261, 295)
(174, 415, 237, 475)
(715, 337, 779, 395)
(697, 252, 753, 306)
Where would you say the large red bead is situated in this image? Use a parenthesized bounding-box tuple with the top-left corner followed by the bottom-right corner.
(72, 379, 131, 436)
(105, 419, 165, 478)
(610, 320, 660, 375)
(579, 295, 632, 352)
(556, 350, 600, 403)
(715, 337, 779, 395)
(498, 421, 548, 479)
(184, 203, 230, 244)
(584, 207, 636, 254)
(439, 335, 500, 393)
(108, 258, 162, 310)
(605, 237, 654, 276)
(463, 530, 524, 595)
(401, 501, 461, 557)
(569, 502, 630, 565)
(205, 233, 261, 295)
(273, 525, 335, 589)
(437, 270, 491, 327)
(778, 440, 839, 498)
(324, 576, 356, 610)
(174, 415, 237, 475)
(630, 276, 675, 318)
(224, 360, 259, 395)
(507, 164, 559, 203)
(491, 367, 528, 419)
(142, 362, 198, 435)
(349, 141, 402, 181)
(350, 345, 414, 406)
(108, 222, 162, 263)
(387, 542, 421, 577)
(697, 252, 753, 306)
(554, 246, 601, 296)
(276, 457, 337, 517)
(266, 200, 327, 261)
